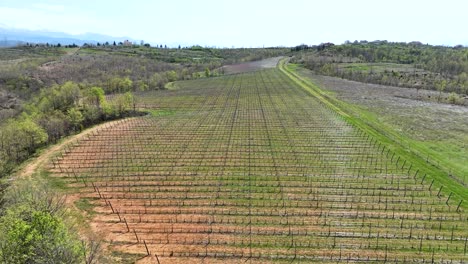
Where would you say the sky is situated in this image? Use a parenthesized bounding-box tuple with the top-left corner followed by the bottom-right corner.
(0, 0, 467, 47)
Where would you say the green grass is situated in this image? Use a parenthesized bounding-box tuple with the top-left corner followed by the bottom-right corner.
(164, 81, 181, 90)
(146, 109, 177, 117)
(37, 169, 70, 190)
(109, 250, 146, 264)
(341, 63, 370, 71)
(377, 110, 468, 180)
(281, 60, 468, 204)
(410, 139, 467, 181)
(74, 198, 98, 216)
(338, 62, 422, 73)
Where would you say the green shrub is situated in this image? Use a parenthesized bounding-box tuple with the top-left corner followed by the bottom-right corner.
(447, 92, 461, 104)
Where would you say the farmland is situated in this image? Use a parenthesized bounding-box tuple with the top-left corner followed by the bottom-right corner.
(47, 66, 468, 263)
(291, 65, 468, 185)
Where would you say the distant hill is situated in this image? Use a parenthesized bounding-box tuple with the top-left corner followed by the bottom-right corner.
(0, 27, 135, 47)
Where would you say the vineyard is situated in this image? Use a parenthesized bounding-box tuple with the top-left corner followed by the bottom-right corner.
(48, 69, 467, 263)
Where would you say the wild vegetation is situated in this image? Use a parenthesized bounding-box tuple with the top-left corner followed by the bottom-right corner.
(0, 81, 138, 177)
(0, 177, 101, 263)
(1, 45, 287, 100)
(291, 41, 468, 100)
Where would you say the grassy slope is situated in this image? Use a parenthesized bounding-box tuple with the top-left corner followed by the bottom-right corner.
(278, 59, 468, 206)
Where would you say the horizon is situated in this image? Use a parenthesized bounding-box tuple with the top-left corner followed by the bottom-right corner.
(1, 0, 467, 47)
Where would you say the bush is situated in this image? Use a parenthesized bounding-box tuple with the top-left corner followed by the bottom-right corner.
(447, 92, 461, 105)
(0, 208, 82, 263)
(0, 177, 100, 263)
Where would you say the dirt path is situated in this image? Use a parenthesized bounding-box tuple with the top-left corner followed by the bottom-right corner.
(16, 117, 134, 178)
(39, 47, 80, 71)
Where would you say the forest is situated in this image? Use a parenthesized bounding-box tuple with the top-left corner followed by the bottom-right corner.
(291, 41, 468, 100)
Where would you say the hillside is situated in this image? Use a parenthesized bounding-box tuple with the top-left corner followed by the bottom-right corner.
(0, 45, 466, 263)
(291, 42, 468, 101)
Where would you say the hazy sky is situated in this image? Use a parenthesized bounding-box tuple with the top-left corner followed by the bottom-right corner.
(0, 0, 467, 47)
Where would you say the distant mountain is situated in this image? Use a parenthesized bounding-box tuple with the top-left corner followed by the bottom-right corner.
(0, 27, 135, 47)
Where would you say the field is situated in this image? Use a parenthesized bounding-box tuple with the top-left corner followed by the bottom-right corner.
(46, 67, 467, 263)
(221, 57, 283, 74)
(292, 66, 468, 185)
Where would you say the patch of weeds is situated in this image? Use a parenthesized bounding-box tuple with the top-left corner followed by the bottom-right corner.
(164, 81, 180, 90)
(110, 250, 146, 264)
(37, 170, 69, 190)
(147, 109, 177, 117)
(74, 197, 98, 216)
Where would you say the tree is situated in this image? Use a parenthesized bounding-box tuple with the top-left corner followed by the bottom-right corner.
(136, 80, 149, 91)
(81, 105, 101, 124)
(108, 77, 133, 93)
(205, 67, 211, 78)
(0, 209, 82, 263)
(435, 80, 447, 102)
(57, 81, 81, 110)
(166, 71, 178, 82)
(37, 111, 70, 143)
(0, 116, 47, 171)
(113, 41, 116, 46)
(149, 72, 165, 89)
(8, 117, 48, 157)
(37, 82, 81, 112)
(120, 77, 133, 92)
(81, 86, 109, 122)
(67, 107, 84, 132)
(85, 87, 105, 109)
(113, 92, 134, 116)
(181, 68, 190, 80)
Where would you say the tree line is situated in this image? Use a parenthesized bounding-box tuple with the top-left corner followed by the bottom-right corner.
(0, 81, 138, 176)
